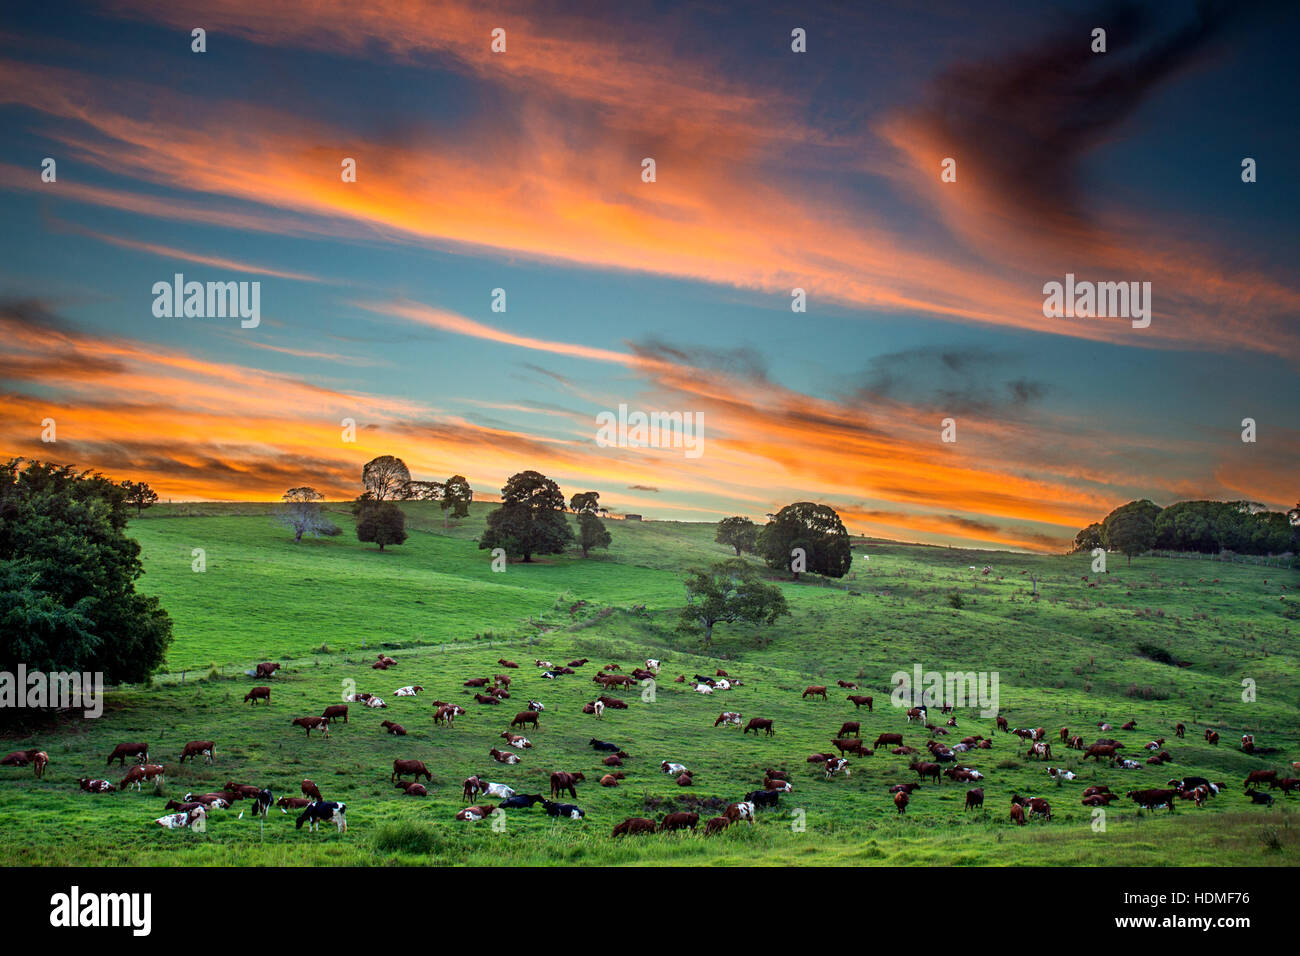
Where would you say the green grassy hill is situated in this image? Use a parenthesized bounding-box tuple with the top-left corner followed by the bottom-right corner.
(1, 503, 1296, 866)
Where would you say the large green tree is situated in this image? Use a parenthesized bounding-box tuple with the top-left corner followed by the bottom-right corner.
(0, 459, 173, 684)
(679, 559, 790, 646)
(1102, 499, 1160, 565)
(715, 515, 759, 556)
(479, 470, 573, 562)
(578, 511, 612, 558)
(356, 500, 407, 551)
(758, 502, 852, 579)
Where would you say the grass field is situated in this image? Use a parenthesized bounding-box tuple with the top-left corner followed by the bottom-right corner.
(1, 502, 1297, 866)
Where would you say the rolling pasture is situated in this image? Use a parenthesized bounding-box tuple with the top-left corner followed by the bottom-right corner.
(0, 502, 1296, 866)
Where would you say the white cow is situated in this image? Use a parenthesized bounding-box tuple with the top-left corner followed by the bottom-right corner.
(155, 807, 205, 830)
(527, 700, 545, 711)
(484, 782, 515, 799)
(593, 700, 605, 719)
(693, 683, 714, 695)
(394, 685, 422, 697)
(661, 761, 688, 775)
(645, 659, 660, 673)
(365, 696, 386, 708)
(714, 679, 731, 691)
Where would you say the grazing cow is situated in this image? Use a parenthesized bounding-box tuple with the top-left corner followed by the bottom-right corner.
(874, 733, 904, 750)
(746, 789, 782, 808)
(802, 685, 828, 700)
(590, 738, 621, 752)
(744, 717, 776, 737)
(1169, 776, 1214, 795)
(297, 801, 347, 832)
(549, 771, 584, 799)
(180, 741, 215, 765)
(996, 716, 1009, 732)
(1059, 727, 1070, 742)
(1127, 789, 1178, 812)
(1083, 744, 1118, 762)
(1244, 770, 1279, 791)
(890, 783, 921, 794)
(392, 759, 431, 783)
(321, 704, 349, 724)
(456, 804, 496, 821)
(291, 716, 330, 738)
(910, 761, 941, 783)
(1175, 722, 1186, 738)
(1021, 797, 1052, 820)
(433, 705, 459, 727)
(276, 796, 312, 812)
(1026, 741, 1052, 761)
(489, 748, 520, 765)
(894, 791, 909, 814)
(724, 801, 757, 825)
(704, 816, 731, 836)
(613, 817, 656, 837)
(301, 779, 322, 801)
(543, 801, 585, 819)
(846, 695, 874, 711)
(121, 763, 165, 791)
(659, 811, 699, 832)
(824, 758, 851, 779)
(1276, 778, 1300, 794)
(78, 777, 116, 793)
(379, 720, 406, 736)
(243, 686, 271, 704)
(512, 711, 541, 730)
(715, 712, 742, 727)
(255, 662, 280, 679)
(1009, 804, 1026, 825)
(965, 787, 984, 810)
(245, 789, 274, 819)
(1204, 729, 1220, 745)
(1245, 790, 1274, 806)
(906, 707, 925, 723)
(837, 721, 861, 738)
(833, 738, 872, 757)
(106, 742, 148, 767)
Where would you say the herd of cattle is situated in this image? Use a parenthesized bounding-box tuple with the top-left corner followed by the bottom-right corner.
(2, 652, 1296, 840)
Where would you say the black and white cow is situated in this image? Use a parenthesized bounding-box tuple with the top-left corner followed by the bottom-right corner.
(542, 800, 584, 819)
(296, 800, 347, 833)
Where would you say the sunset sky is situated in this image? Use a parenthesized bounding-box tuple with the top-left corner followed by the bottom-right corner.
(1, 0, 1296, 552)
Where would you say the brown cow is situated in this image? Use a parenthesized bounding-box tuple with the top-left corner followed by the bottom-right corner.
(1244, 769, 1279, 791)
(321, 704, 349, 724)
(743, 717, 775, 737)
(846, 695, 874, 710)
(79, 777, 116, 793)
(549, 771, 584, 798)
(254, 662, 281, 678)
(243, 686, 271, 704)
(1083, 743, 1118, 762)
(291, 716, 330, 737)
(3, 749, 49, 777)
(837, 721, 861, 738)
(802, 685, 828, 700)
(1009, 804, 1026, 825)
(874, 733, 904, 750)
(1205, 729, 1220, 745)
(473, 693, 500, 706)
(676, 772, 694, 787)
(106, 742, 148, 767)
(833, 738, 872, 757)
(498, 659, 519, 668)
(910, 761, 941, 782)
(612, 817, 656, 837)
(392, 759, 431, 783)
(301, 779, 322, 801)
(704, 816, 731, 836)
(659, 811, 699, 832)
(893, 790, 909, 814)
(464, 677, 490, 687)
(1175, 722, 1186, 738)
(599, 773, 625, 787)
(996, 716, 1009, 732)
(120, 763, 165, 791)
(379, 721, 406, 735)
(965, 787, 984, 810)
(179, 741, 215, 764)
(512, 711, 540, 729)
(277, 796, 312, 811)
(396, 781, 427, 796)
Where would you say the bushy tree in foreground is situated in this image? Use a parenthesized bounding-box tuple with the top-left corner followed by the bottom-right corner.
(680, 559, 789, 646)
